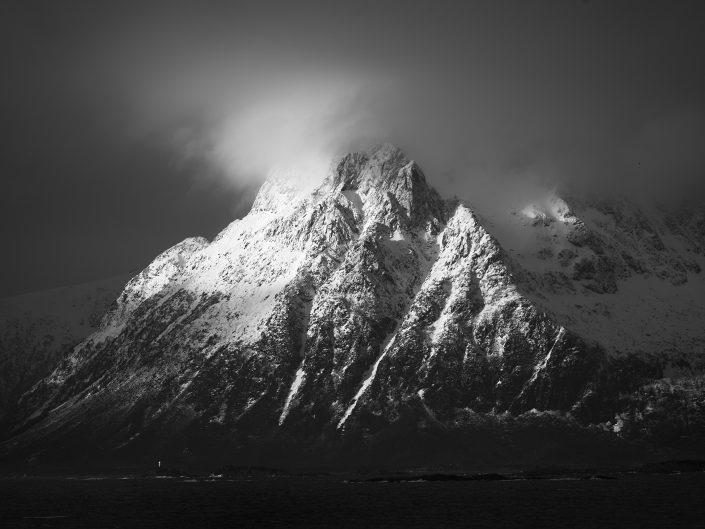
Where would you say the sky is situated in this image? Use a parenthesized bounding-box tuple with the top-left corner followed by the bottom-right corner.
(1, 0, 704, 296)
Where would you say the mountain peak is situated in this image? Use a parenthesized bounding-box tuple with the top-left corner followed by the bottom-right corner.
(329, 143, 411, 188)
(247, 143, 443, 229)
(327, 145, 444, 228)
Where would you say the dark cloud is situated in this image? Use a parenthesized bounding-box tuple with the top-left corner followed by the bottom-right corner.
(1, 0, 704, 295)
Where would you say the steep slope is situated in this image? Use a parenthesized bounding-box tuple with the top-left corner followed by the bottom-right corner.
(478, 193, 705, 358)
(2, 144, 704, 469)
(0, 275, 129, 421)
(471, 191, 705, 452)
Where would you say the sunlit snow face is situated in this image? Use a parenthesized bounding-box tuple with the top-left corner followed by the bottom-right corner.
(518, 193, 570, 224)
(520, 204, 544, 220)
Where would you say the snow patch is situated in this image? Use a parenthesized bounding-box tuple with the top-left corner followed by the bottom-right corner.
(279, 364, 306, 426)
(417, 388, 439, 423)
(341, 190, 364, 215)
(338, 331, 398, 429)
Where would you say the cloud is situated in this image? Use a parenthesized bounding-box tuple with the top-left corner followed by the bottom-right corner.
(91, 1, 705, 210)
(164, 71, 705, 217)
(199, 78, 377, 186)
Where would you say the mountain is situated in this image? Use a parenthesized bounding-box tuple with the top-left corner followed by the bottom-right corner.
(2, 144, 704, 470)
(0, 275, 129, 422)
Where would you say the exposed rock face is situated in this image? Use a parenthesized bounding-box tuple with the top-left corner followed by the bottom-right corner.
(2, 144, 704, 468)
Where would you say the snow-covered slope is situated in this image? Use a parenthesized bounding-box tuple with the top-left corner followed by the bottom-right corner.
(476, 193, 705, 357)
(0, 274, 129, 421)
(2, 144, 704, 468)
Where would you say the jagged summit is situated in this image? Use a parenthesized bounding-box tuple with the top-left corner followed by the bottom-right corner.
(251, 143, 435, 222)
(330, 142, 414, 189)
(327, 143, 445, 231)
(246, 143, 445, 236)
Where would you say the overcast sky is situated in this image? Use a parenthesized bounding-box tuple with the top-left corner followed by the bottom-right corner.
(1, 0, 704, 296)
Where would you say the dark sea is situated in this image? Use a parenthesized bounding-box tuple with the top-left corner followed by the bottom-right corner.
(1, 473, 704, 528)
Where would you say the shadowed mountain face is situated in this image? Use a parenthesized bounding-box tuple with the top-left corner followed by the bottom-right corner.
(0, 275, 129, 423)
(2, 144, 705, 470)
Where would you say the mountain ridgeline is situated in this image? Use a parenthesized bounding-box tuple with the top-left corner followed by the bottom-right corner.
(2, 144, 704, 470)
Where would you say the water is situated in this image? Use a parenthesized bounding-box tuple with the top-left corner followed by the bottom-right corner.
(1, 473, 703, 528)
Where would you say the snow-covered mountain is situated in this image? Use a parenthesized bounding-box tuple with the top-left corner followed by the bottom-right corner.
(2, 144, 704, 469)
